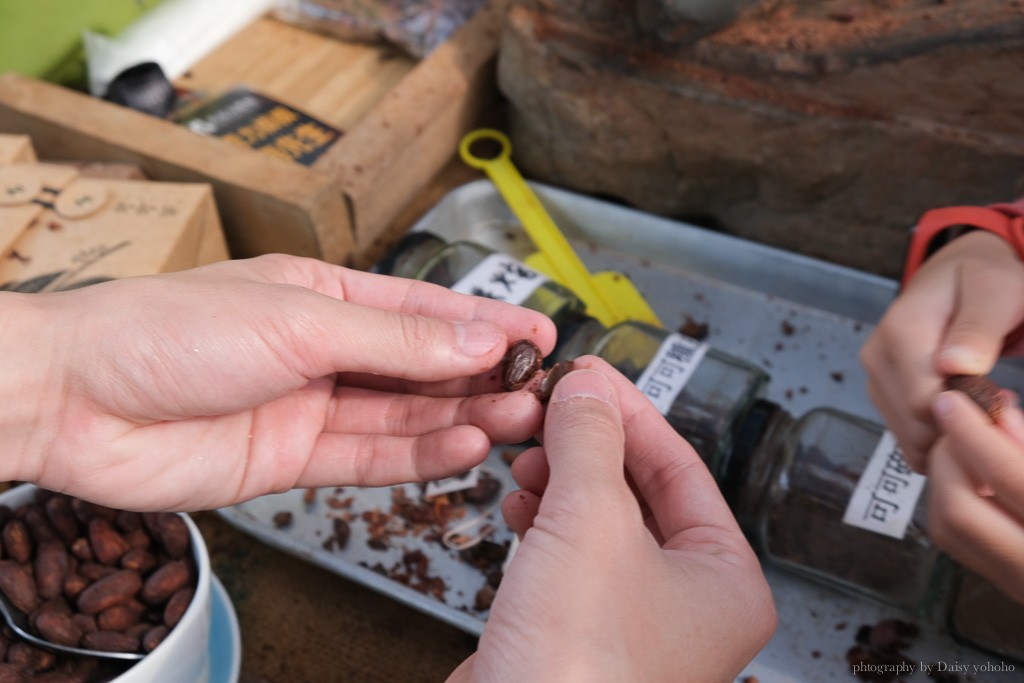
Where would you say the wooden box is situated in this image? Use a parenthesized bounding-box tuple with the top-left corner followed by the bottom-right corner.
(0, 1, 506, 265)
(0, 138, 228, 290)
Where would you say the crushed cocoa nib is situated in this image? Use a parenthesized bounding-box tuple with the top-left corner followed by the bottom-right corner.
(679, 316, 710, 340)
(272, 511, 293, 529)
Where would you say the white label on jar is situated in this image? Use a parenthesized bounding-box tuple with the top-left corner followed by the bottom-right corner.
(842, 430, 926, 539)
(424, 466, 481, 498)
(450, 253, 547, 305)
(633, 333, 709, 415)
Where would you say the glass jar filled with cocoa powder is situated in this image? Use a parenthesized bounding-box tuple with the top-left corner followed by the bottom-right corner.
(726, 405, 942, 609)
(590, 320, 769, 477)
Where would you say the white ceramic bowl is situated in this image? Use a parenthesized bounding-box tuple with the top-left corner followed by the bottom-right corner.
(0, 484, 212, 683)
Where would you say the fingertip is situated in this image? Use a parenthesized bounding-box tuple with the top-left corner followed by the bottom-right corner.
(502, 489, 540, 537)
(938, 343, 994, 375)
(549, 367, 616, 406)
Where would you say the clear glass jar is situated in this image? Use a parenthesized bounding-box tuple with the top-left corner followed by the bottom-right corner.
(750, 407, 941, 609)
(946, 568, 1024, 665)
(377, 231, 586, 325)
(590, 320, 769, 477)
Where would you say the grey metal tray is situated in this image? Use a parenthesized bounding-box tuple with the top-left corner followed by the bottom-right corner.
(218, 180, 1024, 680)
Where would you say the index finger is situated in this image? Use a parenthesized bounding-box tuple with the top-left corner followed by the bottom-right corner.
(571, 356, 746, 549)
(272, 256, 559, 355)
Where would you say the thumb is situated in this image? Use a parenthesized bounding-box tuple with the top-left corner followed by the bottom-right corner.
(541, 369, 627, 502)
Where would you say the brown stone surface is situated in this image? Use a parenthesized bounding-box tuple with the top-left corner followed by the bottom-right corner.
(497, 0, 1024, 278)
(194, 512, 475, 683)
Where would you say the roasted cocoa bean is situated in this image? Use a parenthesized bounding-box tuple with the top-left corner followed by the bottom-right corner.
(78, 563, 117, 582)
(87, 518, 128, 567)
(113, 511, 143, 535)
(34, 612, 82, 648)
(122, 528, 150, 551)
(76, 570, 141, 615)
(43, 498, 78, 546)
(22, 506, 58, 545)
(0, 562, 38, 614)
(163, 587, 193, 628)
(28, 600, 70, 631)
(155, 514, 190, 559)
(5, 641, 54, 673)
(0, 664, 25, 683)
(119, 548, 157, 574)
(62, 573, 88, 601)
(142, 624, 169, 653)
(69, 500, 115, 525)
(96, 603, 141, 632)
(69, 614, 96, 636)
(2, 521, 32, 565)
(502, 339, 542, 391)
(34, 542, 69, 601)
(68, 538, 92, 563)
(142, 560, 189, 605)
(80, 630, 139, 654)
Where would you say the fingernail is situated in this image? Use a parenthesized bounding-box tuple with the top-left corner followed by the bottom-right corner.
(938, 345, 987, 374)
(455, 322, 503, 357)
(933, 391, 955, 421)
(550, 368, 614, 404)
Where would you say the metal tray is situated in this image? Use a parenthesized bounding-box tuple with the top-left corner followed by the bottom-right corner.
(218, 180, 1024, 680)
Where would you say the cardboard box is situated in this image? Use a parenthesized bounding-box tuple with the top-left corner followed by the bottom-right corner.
(0, 1, 507, 265)
(0, 144, 228, 291)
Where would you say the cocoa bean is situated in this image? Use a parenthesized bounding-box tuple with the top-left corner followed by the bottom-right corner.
(87, 518, 128, 567)
(119, 548, 157, 574)
(155, 514, 190, 559)
(142, 560, 189, 605)
(34, 543, 69, 601)
(22, 506, 57, 545)
(0, 664, 25, 683)
(142, 624, 169, 653)
(68, 538, 92, 563)
(69, 614, 96, 635)
(78, 563, 117, 582)
(81, 630, 139, 654)
(34, 612, 82, 648)
(96, 603, 141, 632)
(1, 521, 32, 565)
(0, 562, 38, 614)
(76, 570, 141, 615)
(163, 587, 193, 628)
(42, 498, 78, 546)
(62, 573, 88, 601)
(114, 511, 143, 534)
(122, 528, 150, 551)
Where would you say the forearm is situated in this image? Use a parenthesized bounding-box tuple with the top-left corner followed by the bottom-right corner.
(0, 291, 63, 483)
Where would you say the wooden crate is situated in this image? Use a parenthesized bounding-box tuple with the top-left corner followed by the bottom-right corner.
(0, 1, 506, 264)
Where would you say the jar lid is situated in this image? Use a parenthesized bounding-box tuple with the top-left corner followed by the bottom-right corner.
(373, 231, 446, 276)
(719, 399, 785, 506)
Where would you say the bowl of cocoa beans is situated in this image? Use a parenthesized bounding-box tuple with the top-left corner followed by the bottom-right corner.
(0, 484, 212, 682)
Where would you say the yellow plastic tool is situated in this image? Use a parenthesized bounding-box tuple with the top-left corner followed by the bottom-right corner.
(458, 128, 662, 328)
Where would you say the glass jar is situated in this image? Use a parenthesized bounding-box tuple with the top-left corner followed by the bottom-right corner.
(377, 231, 586, 325)
(590, 320, 769, 477)
(744, 407, 941, 609)
(946, 568, 1024, 665)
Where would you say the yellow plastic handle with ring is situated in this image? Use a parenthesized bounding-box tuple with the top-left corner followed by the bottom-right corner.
(458, 128, 662, 328)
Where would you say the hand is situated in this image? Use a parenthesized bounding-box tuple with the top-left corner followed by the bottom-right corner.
(860, 231, 1024, 470)
(450, 359, 776, 682)
(2, 254, 556, 511)
(927, 390, 1024, 604)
